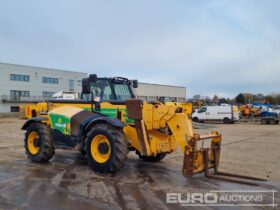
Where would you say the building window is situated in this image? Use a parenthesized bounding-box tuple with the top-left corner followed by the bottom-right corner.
(42, 77, 58, 84)
(42, 91, 55, 98)
(10, 90, 30, 100)
(69, 80, 74, 91)
(77, 80, 81, 86)
(11, 106, 19, 112)
(10, 74, 29, 82)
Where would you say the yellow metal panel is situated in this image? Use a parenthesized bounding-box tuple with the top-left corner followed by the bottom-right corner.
(140, 120, 151, 156)
(123, 125, 141, 152)
(24, 104, 37, 119)
(152, 105, 169, 129)
(148, 130, 177, 155)
(193, 151, 205, 173)
(181, 103, 193, 115)
(160, 105, 176, 127)
(167, 113, 194, 152)
(100, 102, 126, 109)
(142, 103, 177, 130)
(142, 102, 153, 130)
(123, 124, 151, 156)
(165, 102, 193, 115)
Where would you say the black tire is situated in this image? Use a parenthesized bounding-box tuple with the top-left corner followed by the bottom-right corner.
(24, 123, 55, 163)
(78, 142, 86, 155)
(269, 119, 277, 125)
(139, 153, 166, 162)
(192, 117, 199, 122)
(260, 118, 266, 124)
(80, 148, 87, 155)
(223, 117, 231, 124)
(85, 123, 128, 173)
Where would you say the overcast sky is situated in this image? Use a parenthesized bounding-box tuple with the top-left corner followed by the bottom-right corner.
(0, 0, 279, 98)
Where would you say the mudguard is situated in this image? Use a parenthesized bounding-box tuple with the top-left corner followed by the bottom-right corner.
(21, 117, 48, 130)
(72, 110, 125, 137)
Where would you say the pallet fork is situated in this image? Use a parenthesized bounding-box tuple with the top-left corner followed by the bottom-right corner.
(182, 133, 266, 185)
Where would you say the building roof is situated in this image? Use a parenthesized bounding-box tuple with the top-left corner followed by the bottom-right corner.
(0, 62, 87, 74)
(139, 82, 186, 89)
(0, 62, 186, 89)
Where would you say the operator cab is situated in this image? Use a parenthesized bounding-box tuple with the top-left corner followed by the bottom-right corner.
(82, 74, 138, 103)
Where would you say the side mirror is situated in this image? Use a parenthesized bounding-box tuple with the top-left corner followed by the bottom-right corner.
(132, 80, 138, 88)
(82, 78, 91, 94)
(82, 74, 98, 94)
(89, 74, 97, 82)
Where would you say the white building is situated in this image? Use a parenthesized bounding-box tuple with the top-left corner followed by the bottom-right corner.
(0, 63, 186, 113)
(137, 82, 186, 102)
(0, 63, 87, 112)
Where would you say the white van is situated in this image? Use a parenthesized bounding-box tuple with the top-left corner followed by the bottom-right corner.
(52, 91, 79, 100)
(192, 105, 239, 124)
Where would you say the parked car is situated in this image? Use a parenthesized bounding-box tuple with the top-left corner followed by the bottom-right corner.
(260, 111, 278, 118)
(192, 105, 239, 124)
(270, 106, 280, 116)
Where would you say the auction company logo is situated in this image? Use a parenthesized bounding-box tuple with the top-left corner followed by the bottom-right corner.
(166, 190, 277, 207)
(55, 118, 66, 128)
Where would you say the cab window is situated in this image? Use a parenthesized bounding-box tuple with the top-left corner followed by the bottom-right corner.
(113, 83, 133, 100)
(91, 80, 114, 100)
(198, 107, 207, 113)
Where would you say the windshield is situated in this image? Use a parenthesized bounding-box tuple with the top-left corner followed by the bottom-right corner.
(88, 79, 134, 101)
(198, 107, 207, 113)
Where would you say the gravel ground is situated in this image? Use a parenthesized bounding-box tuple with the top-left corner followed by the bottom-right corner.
(0, 118, 279, 209)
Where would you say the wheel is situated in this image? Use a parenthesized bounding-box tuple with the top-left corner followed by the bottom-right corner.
(24, 123, 55, 162)
(138, 153, 166, 162)
(261, 118, 267, 124)
(223, 117, 231, 124)
(85, 123, 128, 173)
(269, 119, 277, 125)
(192, 117, 199, 122)
(77, 142, 86, 155)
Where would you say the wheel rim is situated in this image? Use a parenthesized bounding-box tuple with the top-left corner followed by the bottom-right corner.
(28, 131, 40, 155)
(91, 135, 111, 163)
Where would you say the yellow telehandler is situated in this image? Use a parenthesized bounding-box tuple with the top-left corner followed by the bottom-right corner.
(21, 75, 265, 184)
